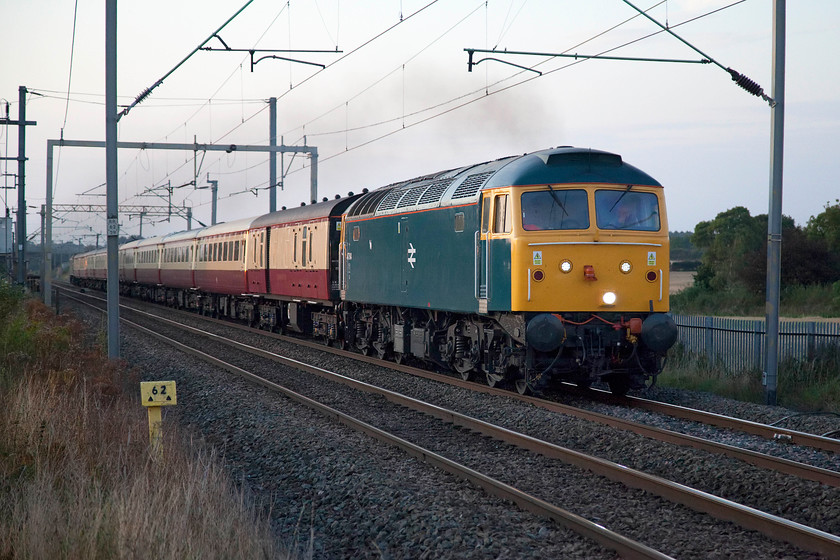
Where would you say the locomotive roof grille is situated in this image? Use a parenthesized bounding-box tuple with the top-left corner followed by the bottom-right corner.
(418, 177, 455, 205)
(348, 188, 391, 217)
(396, 185, 429, 208)
(451, 171, 494, 199)
(377, 188, 410, 212)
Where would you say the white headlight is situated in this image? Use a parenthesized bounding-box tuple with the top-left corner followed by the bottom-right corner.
(602, 291, 617, 305)
(560, 260, 573, 273)
(620, 260, 632, 274)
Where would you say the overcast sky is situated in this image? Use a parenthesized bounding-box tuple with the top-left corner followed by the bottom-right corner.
(1, 0, 838, 244)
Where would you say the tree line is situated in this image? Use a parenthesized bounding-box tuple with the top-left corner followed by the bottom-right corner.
(688, 200, 840, 293)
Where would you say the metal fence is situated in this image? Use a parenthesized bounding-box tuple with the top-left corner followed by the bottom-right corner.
(672, 315, 840, 372)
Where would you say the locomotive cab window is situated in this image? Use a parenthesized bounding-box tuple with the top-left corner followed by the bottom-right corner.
(521, 188, 589, 231)
(595, 190, 660, 231)
(493, 194, 511, 234)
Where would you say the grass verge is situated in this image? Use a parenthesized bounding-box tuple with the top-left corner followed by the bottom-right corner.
(0, 282, 285, 559)
(660, 343, 840, 412)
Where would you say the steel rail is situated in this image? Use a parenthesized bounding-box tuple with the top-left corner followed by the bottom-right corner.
(585, 387, 840, 455)
(60, 288, 840, 559)
(62, 290, 671, 560)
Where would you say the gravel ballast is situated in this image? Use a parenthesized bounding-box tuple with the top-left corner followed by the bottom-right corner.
(67, 296, 838, 558)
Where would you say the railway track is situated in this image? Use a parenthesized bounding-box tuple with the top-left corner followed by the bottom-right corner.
(59, 285, 840, 558)
(575, 386, 840, 455)
(57, 283, 840, 485)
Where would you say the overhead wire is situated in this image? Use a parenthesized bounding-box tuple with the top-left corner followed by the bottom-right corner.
(287, 1, 485, 138)
(211, 0, 443, 145)
(283, 1, 747, 173)
(53, 0, 81, 202)
(89, 0, 749, 231)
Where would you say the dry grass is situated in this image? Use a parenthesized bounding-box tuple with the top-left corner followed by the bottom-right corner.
(0, 290, 285, 559)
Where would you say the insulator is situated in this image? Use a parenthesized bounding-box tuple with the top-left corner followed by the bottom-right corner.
(727, 68, 764, 98)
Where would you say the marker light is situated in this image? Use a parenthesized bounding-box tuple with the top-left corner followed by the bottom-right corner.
(620, 260, 632, 274)
(560, 260, 573, 273)
(602, 291, 617, 305)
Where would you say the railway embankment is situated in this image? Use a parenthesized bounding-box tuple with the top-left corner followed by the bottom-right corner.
(0, 285, 281, 559)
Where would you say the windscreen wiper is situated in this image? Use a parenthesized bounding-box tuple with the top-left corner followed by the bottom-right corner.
(609, 184, 634, 212)
(546, 184, 568, 216)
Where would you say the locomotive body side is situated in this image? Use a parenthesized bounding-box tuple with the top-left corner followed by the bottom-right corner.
(342, 159, 515, 313)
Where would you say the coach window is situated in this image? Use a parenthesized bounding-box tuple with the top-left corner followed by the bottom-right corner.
(223, 242, 228, 262)
(493, 194, 511, 234)
(293, 232, 298, 263)
(234, 241, 239, 261)
(302, 227, 308, 267)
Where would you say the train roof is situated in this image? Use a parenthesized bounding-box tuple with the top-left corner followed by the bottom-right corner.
(250, 195, 360, 228)
(133, 235, 168, 249)
(195, 216, 256, 239)
(161, 229, 202, 244)
(485, 147, 661, 189)
(345, 146, 661, 220)
(120, 238, 144, 250)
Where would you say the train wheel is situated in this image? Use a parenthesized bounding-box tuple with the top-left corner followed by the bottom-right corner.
(485, 372, 503, 388)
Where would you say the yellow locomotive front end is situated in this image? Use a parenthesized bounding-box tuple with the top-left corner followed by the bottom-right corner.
(496, 181, 678, 394)
(511, 184, 669, 313)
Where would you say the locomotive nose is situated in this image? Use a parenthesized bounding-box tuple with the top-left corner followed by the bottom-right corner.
(526, 313, 565, 353)
(641, 313, 678, 352)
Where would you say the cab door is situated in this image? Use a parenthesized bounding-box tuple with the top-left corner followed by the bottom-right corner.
(477, 194, 491, 310)
(477, 191, 512, 313)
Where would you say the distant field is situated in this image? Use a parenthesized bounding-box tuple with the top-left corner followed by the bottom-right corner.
(670, 271, 695, 294)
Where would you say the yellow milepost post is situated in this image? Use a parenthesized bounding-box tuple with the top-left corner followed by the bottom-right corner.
(140, 381, 177, 459)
